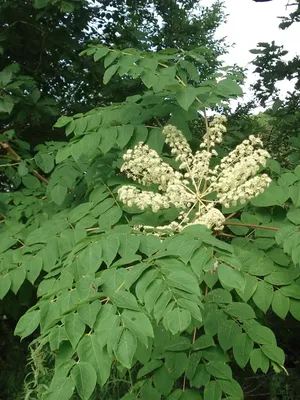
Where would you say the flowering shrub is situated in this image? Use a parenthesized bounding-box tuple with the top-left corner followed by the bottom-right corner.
(1, 44, 300, 400)
(119, 117, 271, 232)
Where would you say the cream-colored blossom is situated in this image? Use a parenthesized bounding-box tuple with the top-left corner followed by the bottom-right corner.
(118, 116, 271, 233)
(163, 125, 192, 164)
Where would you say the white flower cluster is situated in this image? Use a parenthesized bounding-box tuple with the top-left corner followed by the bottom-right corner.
(118, 115, 271, 232)
(201, 115, 227, 149)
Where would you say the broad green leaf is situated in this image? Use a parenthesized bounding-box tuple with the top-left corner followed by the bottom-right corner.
(202, 347, 229, 363)
(140, 380, 161, 400)
(236, 274, 258, 302)
(165, 352, 188, 380)
(265, 270, 295, 286)
(191, 365, 210, 388)
(203, 380, 222, 400)
(18, 161, 28, 177)
(51, 184, 68, 205)
(95, 313, 120, 346)
(251, 182, 289, 207)
(233, 334, 253, 368)
(92, 198, 114, 217)
(176, 87, 196, 111)
(71, 362, 97, 400)
(217, 78, 243, 97)
(153, 290, 173, 322)
(267, 248, 290, 266)
(40, 301, 60, 331)
(217, 264, 245, 291)
(118, 235, 140, 259)
(280, 284, 300, 299)
(163, 308, 191, 335)
(218, 379, 243, 398)
(190, 247, 211, 277)
(49, 325, 68, 351)
(65, 120, 76, 136)
(24, 255, 43, 284)
(136, 269, 159, 303)
(99, 126, 118, 153)
(261, 344, 285, 366)
(287, 209, 300, 225)
(78, 301, 102, 328)
(35, 153, 54, 173)
(250, 348, 269, 373)
(104, 51, 120, 68)
(205, 288, 232, 305)
(144, 279, 165, 313)
(0, 274, 11, 299)
(290, 299, 300, 320)
(78, 241, 102, 274)
(74, 118, 87, 135)
(139, 235, 162, 257)
(54, 116, 73, 128)
(115, 329, 137, 368)
(186, 351, 202, 380)
(69, 202, 94, 223)
(145, 128, 164, 154)
(43, 377, 75, 400)
(22, 175, 41, 189)
(205, 362, 232, 380)
(245, 324, 276, 345)
(137, 360, 163, 379)
(110, 291, 140, 311)
(177, 298, 202, 321)
(94, 47, 109, 61)
(9, 266, 26, 294)
(192, 334, 215, 351)
(116, 125, 134, 148)
(98, 206, 122, 229)
(153, 365, 174, 396)
(166, 271, 200, 296)
(272, 290, 290, 319)
(64, 313, 85, 348)
(204, 309, 227, 336)
(217, 320, 241, 352)
(14, 310, 40, 339)
(252, 281, 273, 312)
(103, 64, 119, 84)
(101, 235, 120, 266)
(164, 336, 191, 352)
(224, 302, 256, 320)
(141, 70, 159, 88)
(77, 334, 112, 386)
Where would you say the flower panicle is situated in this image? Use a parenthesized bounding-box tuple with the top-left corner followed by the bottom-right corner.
(118, 115, 271, 233)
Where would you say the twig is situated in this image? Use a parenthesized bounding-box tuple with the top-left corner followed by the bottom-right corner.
(0, 141, 49, 185)
(224, 221, 279, 231)
(0, 142, 20, 161)
(32, 170, 49, 185)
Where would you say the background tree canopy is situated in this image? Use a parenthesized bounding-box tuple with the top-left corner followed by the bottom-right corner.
(1, 1, 300, 400)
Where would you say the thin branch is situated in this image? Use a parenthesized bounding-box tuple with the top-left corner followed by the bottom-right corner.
(0, 142, 20, 161)
(0, 141, 48, 185)
(224, 221, 279, 231)
(32, 170, 49, 185)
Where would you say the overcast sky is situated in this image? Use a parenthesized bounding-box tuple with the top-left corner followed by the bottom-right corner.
(201, 0, 299, 109)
